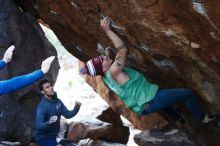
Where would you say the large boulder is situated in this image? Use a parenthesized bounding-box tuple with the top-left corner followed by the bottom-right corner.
(15, 0, 220, 145)
(0, 0, 59, 144)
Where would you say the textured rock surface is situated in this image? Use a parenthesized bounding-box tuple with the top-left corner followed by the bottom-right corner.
(0, 0, 59, 144)
(134, 126, 196, 146)
(68, 121, 112, 142)
(96, 107, 129, 144)
(67, 107, 130, 144)
(12, 0, 220, 145)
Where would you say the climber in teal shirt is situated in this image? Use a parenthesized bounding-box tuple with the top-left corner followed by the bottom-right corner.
(80, 17, 219, 126)
(0, 45, 55, 95)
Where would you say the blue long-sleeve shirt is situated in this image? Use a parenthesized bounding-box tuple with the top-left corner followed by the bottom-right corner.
(0, 60, 44, 95)
(0, 60, 6, 69)
(35, 95, 80, 140)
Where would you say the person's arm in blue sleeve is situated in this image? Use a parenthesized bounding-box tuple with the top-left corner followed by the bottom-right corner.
(0, 55, 56, 96)
(61, 101, 81, 119)
(0, 70, 44, 95)
(0, 60, 6, 69)
(35, 103, 51, 130)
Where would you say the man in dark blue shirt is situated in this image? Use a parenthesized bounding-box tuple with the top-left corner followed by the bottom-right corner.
(0, 45, 55, 95)
(35, 79, 81, 146)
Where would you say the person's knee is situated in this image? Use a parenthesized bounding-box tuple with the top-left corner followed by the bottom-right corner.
(57, 144, 63, 146)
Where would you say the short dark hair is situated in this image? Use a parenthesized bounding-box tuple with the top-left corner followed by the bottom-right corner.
(108, 47, 116, 61)
(39, 79, 50, 91)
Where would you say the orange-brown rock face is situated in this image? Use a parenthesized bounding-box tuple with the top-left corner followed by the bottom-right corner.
(18, 0, 220, 107)
(17, 0, 220, 145)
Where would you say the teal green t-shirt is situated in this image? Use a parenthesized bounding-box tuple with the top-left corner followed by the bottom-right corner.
(102, 67, 159, 115)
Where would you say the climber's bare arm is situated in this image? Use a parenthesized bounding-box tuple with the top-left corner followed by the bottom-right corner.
(101, 17, 128, 77)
